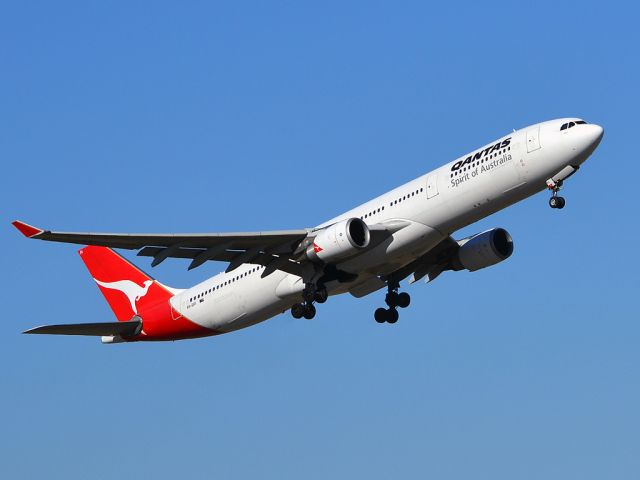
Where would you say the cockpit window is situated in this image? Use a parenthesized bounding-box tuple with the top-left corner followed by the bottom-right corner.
(560, 120, 588, 130)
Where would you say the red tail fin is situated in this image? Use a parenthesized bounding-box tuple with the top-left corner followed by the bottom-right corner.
(78, 246, 173, 321)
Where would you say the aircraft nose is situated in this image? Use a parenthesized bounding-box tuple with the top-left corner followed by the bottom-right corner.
(587, 124, 604, 149)
(570, 123, 604, 162)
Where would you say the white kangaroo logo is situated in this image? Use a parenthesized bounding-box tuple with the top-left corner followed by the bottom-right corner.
(94, 279, 153, 315)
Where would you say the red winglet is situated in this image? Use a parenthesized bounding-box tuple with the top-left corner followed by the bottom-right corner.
(12, 220, 44, 238)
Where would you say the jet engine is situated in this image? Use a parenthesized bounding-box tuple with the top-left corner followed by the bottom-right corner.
(456, 228, 514, 272)
(306, 218, 370, 263)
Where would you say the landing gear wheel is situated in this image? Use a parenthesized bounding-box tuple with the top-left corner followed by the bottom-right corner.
(549, 196, 566, 209)
(396, 292, 411, 309)
(314, 288, 328, 304)
(375, 308, 387, 323)
(303, 304, 316, 320)
(386, 308, 399, 324)
(291, 303, 304, 319)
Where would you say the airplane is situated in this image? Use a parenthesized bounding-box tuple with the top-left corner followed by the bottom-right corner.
(12, 118, 604, 343)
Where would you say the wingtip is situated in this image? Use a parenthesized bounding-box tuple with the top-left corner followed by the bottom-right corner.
(12, 220, 44, 238)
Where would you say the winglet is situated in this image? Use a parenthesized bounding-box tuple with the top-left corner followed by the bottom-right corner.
(12, 220, 44, 238)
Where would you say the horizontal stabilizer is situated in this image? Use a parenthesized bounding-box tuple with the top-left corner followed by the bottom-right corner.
(24, 319, 142, 337)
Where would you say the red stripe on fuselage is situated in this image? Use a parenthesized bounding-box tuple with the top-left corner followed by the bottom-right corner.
(127, 301, 221, 341)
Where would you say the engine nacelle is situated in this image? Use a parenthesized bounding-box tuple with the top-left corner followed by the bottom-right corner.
(306, 218, 370, 263)
(456, 228, 514, 272)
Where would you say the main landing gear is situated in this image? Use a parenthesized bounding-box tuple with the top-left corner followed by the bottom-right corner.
(374, 282, 410, 324)
(547, 179, 566, 209)
(291, 284, 328, 320)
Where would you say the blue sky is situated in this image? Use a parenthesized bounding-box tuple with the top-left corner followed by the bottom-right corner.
(2, 1, 639, 478)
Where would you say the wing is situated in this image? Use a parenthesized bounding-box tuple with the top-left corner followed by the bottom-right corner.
(12, 219, 413, 278)
(13, 220, 311, 275)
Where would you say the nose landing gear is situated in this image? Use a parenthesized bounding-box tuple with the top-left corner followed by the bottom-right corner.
(374, 281, 411, 324)
(547, 179, 566, 209)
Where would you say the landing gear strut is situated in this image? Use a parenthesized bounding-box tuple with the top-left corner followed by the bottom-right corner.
(374, 281, 410, 324)
(547, 179, 566, 209)
(291, 284, 327, 320)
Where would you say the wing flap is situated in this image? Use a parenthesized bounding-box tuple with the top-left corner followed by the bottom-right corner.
(24, 319, 142, 337)
(387, 236, 459, 284)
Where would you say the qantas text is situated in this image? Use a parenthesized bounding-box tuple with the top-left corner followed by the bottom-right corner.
(451, 138, 511, 172)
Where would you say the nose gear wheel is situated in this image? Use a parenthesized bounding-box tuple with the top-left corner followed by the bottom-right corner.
(547, 179, 566, 209)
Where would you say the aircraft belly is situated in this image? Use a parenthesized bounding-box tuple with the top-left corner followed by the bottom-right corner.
(212, 271, 292, 332)
(226, 299, 294, 332)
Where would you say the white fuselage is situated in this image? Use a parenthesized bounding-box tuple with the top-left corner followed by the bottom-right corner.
(173, 118, 603, 333)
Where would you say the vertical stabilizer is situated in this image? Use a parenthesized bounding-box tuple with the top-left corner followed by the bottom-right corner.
(78, 246, 174, 321)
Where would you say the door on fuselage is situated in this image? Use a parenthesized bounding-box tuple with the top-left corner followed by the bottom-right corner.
(426, 175, 439, 199)
(517, 128, 540, 182)
(526, 127, 541, 152)
(171, 295, 183, 320)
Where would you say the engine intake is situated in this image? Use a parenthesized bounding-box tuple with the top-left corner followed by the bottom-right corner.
(456, 228, 514, 272)
(306, 218, 370, 263)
